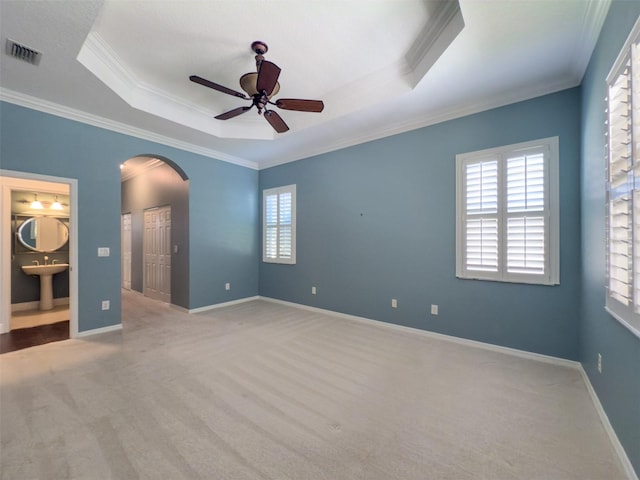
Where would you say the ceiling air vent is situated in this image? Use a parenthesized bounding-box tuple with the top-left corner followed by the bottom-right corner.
(6, 38, 41, 65)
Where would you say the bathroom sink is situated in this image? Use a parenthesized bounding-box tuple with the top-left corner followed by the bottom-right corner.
(21, 264, 69, 310)
(21, 263, 69, 276)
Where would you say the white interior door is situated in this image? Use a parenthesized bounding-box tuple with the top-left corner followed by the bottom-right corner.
(143, 206, 171, 303)
(121, 213, 132, 290)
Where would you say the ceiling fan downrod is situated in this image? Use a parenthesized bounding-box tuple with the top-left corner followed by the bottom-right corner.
(251, 41, 268, 69)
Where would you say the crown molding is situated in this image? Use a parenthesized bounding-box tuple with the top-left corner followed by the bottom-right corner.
(0, 88, 258, 170)
(77, 32, 278, 141)
(259, 75, 580, 169)
(569, 0, 611, 82)
(406, 0, 465, 85)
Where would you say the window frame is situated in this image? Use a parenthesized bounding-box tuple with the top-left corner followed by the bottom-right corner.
(262, 184, 296, 265)
(604, 17, 640, 337)
(456, 137, 560, 286)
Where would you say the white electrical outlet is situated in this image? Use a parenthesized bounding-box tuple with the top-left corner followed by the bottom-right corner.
(225, 283, 230, 291)
(97, 247, 110, 257)
(598, 353, 602, 373)
(391, 299, 397, 308)
(312, 286, 317, 295)
(173, 245, 179, 253)
(431, 304, 439, 315)
(101, 300, 110, 311)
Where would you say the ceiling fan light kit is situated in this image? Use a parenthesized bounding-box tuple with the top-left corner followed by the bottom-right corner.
(190, 41, 324, 134)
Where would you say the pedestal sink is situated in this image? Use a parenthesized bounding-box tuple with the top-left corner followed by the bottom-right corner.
(21, 264, 69, 311)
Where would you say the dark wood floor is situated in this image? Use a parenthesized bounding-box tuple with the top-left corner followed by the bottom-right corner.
(0, 321, 69, 354)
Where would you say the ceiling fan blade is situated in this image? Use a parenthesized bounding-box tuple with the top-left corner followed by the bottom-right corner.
(256, 61, 281, 96)
(215, 106, 252, 120)
(190, 75, 248, 99)
(264, 110, 289, 133)
(275, 99, 324, 112)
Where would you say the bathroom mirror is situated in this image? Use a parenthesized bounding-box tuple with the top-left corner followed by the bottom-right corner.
(17, 217, 69, 252)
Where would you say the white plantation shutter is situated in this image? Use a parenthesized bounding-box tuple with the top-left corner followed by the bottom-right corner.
(265, 194, 278, 259)
(456, 138, 558, 285)
(466, 218, 498, 272)
(263, 185, 296, 264)
(278, 191, 292, 259)
(605, 18, 640, 334)
(506, 152, 546, 276)
(465, 160, 498, 272)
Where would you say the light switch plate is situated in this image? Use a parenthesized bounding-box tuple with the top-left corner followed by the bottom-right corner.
(98, 247, 110, 257)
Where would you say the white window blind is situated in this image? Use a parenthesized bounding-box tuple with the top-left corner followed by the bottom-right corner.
(465, 160, 498, 272)
(506, 152, 545, 275)
(263, 185, 296, 264)
(605, 17, 640, 335)
(456, 137, 559, 285)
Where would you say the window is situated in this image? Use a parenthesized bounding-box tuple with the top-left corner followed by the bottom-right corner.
(263, 184, 296, 264)
(456, 137, 559, 285)
(605, 18, 640, 335)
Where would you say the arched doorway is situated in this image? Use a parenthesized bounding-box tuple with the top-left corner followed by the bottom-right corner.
(120, 156, 189, 309)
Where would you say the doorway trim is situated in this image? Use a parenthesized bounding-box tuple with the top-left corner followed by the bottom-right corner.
(121, 213, 132, 290)
(0, 170, 79, 338)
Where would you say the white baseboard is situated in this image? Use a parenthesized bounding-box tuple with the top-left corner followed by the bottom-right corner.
(12, 297, 70, 312)
(183, 296, 260, 314)
(75, 323, 122, 338)
(258, 296, 637, 479)
(579, 367, 639, 480)
(258, 296, 580, 369)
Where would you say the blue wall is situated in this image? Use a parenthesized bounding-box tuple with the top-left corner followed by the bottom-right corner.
(1, 102, 259, 331)
(260, 88, 582, 360)
(580, 0, 640, 473)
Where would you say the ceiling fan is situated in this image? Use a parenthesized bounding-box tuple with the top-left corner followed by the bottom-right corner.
(190, 41, 324, 134)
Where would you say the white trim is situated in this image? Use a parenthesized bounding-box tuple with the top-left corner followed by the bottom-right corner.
(75, 323, 123, 338)
(259, 78, 580, 170)
(0, 89, 258, 170)
(579, 366, 639, 480)
(176, 295, 260, 314)
(0, 170, 78, 338)
(606, 16, 640, 84)
(569, 0, 612, 82)
(455, 137, 560, 286)
(258, 295, 637, 478)
(605, 306, 640, 340)
(262, 184, 297, 264)
(258, 296, 579, 369)
(11, 297, 70, 312)
(0, 80, 581, 174)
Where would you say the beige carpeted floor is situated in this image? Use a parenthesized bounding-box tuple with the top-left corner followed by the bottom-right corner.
(0, 291, 628, 479)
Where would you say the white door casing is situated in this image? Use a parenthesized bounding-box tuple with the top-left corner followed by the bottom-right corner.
(121, 213, 132, 290)
(0, 170, 78, 336)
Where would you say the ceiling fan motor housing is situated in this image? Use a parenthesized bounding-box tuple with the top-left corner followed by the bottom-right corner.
(239, 72, 280, 98)
(251, 41, 268, 55)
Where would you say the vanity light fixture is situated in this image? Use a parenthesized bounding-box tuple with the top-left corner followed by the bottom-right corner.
(30, 194, 43, 209)
(50, 196, 64, 211)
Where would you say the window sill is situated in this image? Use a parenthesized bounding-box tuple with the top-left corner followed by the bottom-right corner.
(604, 306, 640, 340)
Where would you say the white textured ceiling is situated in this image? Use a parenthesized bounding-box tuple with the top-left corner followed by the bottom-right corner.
(0, 0, 610, 169)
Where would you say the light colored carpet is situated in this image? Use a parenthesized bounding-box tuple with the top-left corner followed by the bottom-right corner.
(0, 291, 628, 479)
